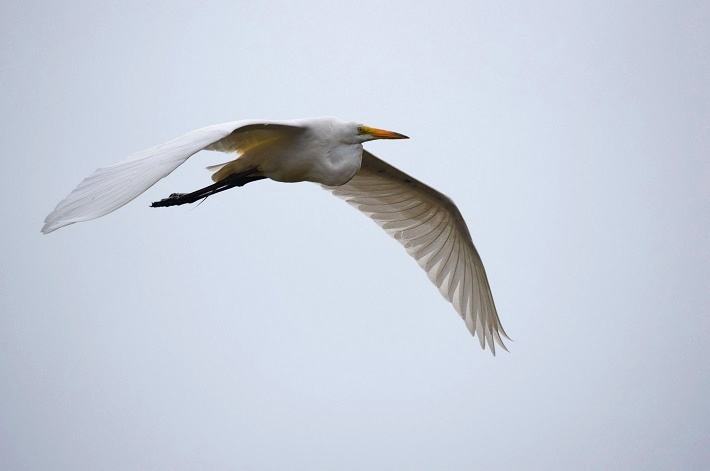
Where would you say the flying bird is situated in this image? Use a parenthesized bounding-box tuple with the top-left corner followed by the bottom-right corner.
(42, 117, 509, 353)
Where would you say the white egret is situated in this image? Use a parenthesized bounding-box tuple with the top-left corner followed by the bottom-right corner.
(42, 117, 509, 353)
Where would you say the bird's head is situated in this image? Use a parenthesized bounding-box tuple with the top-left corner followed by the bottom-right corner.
(313, 117, 409, 145)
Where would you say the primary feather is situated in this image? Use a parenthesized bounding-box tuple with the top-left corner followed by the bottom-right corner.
(325, 151, 509, 354)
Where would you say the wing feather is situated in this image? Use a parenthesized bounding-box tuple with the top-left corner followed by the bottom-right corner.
(324, 150, 509, 354)
(42, 120, 304, 233)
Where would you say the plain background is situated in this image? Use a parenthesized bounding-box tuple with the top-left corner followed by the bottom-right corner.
(1, 1, 709, 469)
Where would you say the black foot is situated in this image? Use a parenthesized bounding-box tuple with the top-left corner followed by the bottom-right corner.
(151, 193, 189, 208)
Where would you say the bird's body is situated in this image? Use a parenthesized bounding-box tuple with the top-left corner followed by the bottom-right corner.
(207, 117, 366, 186)
(43, 116, 509, 354)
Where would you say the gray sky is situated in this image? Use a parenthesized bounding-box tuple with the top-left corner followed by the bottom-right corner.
(2, 0, 709, 469)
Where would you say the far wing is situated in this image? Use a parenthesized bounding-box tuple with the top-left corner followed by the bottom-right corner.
(324, 151, 509, 354)
(42, 120, 304, 234)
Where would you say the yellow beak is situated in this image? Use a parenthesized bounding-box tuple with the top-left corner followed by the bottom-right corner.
(360, 125, 409, 140)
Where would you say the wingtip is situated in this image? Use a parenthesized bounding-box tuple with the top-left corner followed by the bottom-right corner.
(41, 223, 57, 235)
(480, 331, 511, 357)
(41, 218, 72, 234)
(41, 220, 55, 235)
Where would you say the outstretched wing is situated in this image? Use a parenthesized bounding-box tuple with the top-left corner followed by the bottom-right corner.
(324, 151, 509, 354)
(42, 120, 304, 234)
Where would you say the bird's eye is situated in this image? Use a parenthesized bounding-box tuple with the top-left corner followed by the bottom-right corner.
(357, 126, 364, 135)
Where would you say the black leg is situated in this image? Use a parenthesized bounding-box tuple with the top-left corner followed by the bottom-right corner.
(151, 171, 266, 207)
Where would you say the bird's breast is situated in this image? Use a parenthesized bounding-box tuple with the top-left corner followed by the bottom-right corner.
(315, 144, 363, 186)
(260, 142, 363, 186)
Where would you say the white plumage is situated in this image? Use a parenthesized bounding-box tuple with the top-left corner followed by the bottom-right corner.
(42, 117, 509, 354)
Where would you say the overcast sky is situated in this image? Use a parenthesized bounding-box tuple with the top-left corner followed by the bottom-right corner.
(1, 0, 709, 469)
